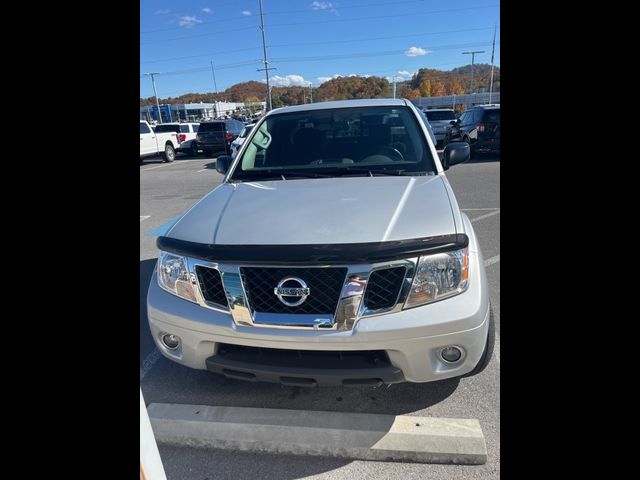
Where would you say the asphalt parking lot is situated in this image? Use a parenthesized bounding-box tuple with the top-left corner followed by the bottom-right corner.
(140, 151, 500, 479)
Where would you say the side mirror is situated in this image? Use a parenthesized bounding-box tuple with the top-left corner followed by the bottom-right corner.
(215, 155, 232, 175)
(442, 142, 470, 170)
(450, 119, 459, 125)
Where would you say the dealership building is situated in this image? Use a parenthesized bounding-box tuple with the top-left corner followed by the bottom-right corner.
(140, 101, 265, 122)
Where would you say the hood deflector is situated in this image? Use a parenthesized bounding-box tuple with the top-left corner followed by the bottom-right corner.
(156, 234, 468, 265)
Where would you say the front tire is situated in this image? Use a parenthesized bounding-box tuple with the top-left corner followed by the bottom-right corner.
(190, 142, 199, 157)
(163, 143, 175, 162)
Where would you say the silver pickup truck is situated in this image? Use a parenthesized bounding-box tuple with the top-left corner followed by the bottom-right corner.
(140, 120, 181, 164)
(147, 98, 493, 387)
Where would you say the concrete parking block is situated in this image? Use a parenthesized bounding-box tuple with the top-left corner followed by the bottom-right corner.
(148, 404, 487, 465)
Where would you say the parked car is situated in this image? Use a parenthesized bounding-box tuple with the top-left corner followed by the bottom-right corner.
(196, 119, 245, 157)
(422, 108, 458, 148)
(153, 123, 200, 156)
(455, 105, 500, 156)
(147, 98, 492, 387)
(230, 123, 256, 158)
(139, 120, 181, 165)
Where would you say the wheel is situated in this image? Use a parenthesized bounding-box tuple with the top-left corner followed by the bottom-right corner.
(462, 136, 475, 159)
(464, 305, 495, 377)
(190, 142, 199, 157)
(163, 143, 176, 162)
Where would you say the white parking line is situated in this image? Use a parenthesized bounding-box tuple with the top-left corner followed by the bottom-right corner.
(471, 209, 500, 223)
(140, 349, 161, 381)
(461, 208, 500, 211)
(140, 216, 150, 222)
(140, 159, 205, 172)
(197, 169, 208, 173)
(484, 254, 500, 267)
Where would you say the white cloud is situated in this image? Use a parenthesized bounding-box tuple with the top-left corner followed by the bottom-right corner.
(404, 46, 431, 57)
(262, 75, 312, 87)
(202, 7, 212, 14)
(241, 10, 252, 16)
(154, 9, 170, 15)
(385, 70, 415, 83)
(317, 74, 341, 84)
(311, 1, 337, 13)
(178, 15, 203, 28)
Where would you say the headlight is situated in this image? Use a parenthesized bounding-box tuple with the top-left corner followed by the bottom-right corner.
(157, 251, 197, 303)
(404, 248, 469, 308)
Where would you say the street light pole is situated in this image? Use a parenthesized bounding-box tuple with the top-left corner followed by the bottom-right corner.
(257, 0, 276, 111)
(142, 72, 163, 123)
(462, 51, 485, 94)
(488, 24, 497, 104)
(210, 60, 218, 95)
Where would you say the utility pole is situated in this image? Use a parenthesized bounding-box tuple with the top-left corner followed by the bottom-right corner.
(142, 72, 162, 123)
(257, 0, 276, 111)
(309, 84, 313, 103)
(452, 93, 456, 110)
(210, 60, 218, 95)
(488, 24, 497, 104)
(392, 76, 397, 99)
(462, 51, 485, 94)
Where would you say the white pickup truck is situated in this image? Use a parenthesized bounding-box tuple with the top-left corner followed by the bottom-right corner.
(140, 120, 181, 165)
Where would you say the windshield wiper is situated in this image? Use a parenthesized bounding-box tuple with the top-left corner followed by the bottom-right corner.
(231, 170, 332, 182)
(333, 167, 424, 177)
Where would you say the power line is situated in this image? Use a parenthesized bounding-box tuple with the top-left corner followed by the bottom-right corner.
(141, 46, 262, 65)
(140, 26, 499, 65)
(140, 5, 499, 45)
(268, 5, 499, 29)
(142, 41, 497, 78)
(140, 0, 473, 35)
(272, 42, 497, 63)
(140, 25, 257, 45)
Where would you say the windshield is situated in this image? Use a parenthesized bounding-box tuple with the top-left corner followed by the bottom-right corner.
(154, 124, 180, 133)
(425, 110, 455, 121)
(198, 122, 225, 132)
(230, 106, 436, 182)
(239, 124, 255, 138)
(483, 109, 500, 123)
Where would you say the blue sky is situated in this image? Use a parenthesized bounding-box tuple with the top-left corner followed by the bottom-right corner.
(140, 0, 500, 98)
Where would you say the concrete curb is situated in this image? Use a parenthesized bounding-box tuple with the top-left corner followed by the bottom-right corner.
(148, 404, 487, 465)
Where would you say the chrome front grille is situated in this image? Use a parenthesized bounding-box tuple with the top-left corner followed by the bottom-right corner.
(194, 265, 228, 308)
(186, 257, 418, 330)
(363, 266, 407, 311)
(240, 266, 347, 315)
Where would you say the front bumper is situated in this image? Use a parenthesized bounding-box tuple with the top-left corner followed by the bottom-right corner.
(147, 247, 490, 384)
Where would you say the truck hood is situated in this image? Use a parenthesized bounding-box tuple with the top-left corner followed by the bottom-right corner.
(429, 120, 454, 131)
(167, 175, 457, 245)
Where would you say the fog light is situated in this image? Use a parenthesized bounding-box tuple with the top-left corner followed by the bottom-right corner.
(440, 346, 463, 363)
(161, 333, 181, 350)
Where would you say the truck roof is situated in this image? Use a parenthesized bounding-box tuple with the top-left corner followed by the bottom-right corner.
(269, 98, 410, 115)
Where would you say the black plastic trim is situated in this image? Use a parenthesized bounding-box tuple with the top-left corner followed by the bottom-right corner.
(205, 345, 405, 387)
(157, 234, 468, 265)
(206, 355, 404, 387)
